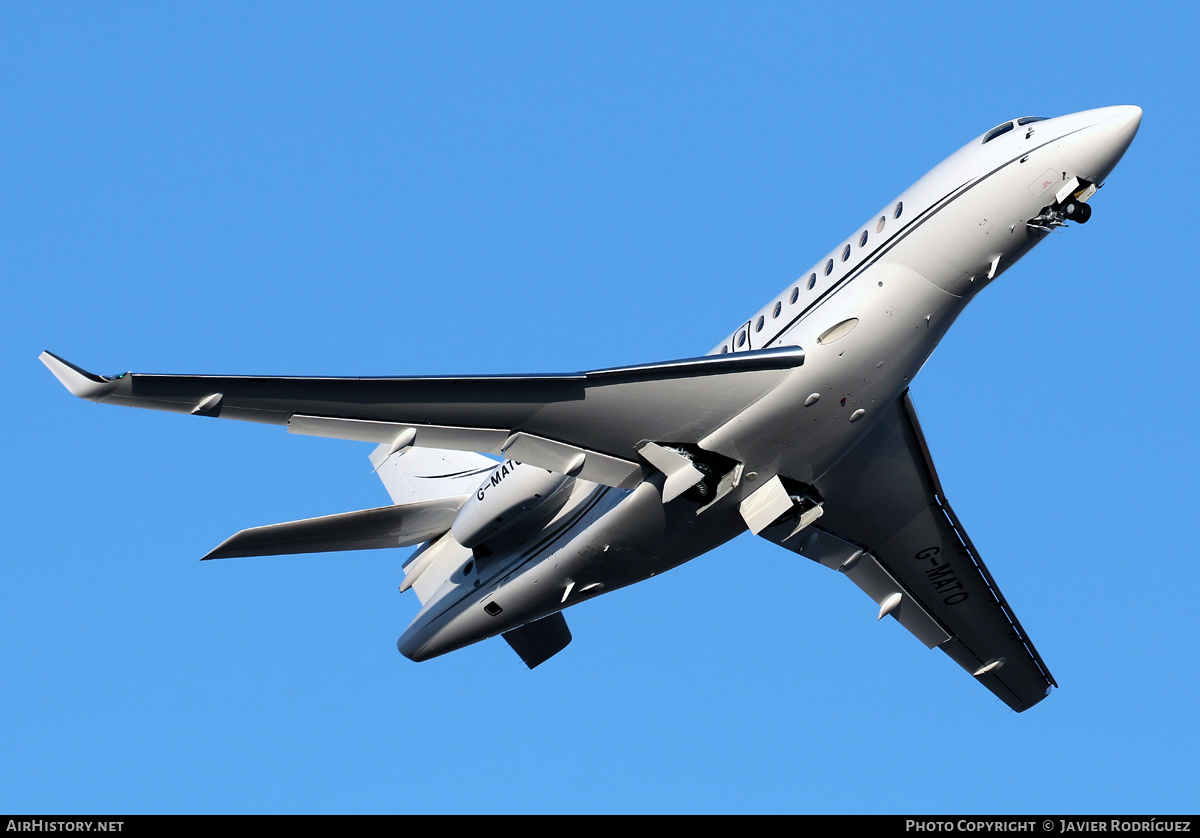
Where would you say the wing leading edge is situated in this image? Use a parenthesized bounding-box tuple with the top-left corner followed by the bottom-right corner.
(40, 348, 804, 491)
(760, 392, 1055, 712)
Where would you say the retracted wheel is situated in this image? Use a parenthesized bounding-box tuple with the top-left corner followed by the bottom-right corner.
(682, 460, 716, 502)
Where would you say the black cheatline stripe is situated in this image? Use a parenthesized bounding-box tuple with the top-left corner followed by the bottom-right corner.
(414, 465, 498, 480)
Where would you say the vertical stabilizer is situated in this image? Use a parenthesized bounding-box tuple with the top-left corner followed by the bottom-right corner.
(370, 445, 497, 506)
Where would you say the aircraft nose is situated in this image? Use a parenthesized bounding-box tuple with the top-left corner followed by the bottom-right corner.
(1057, 105, 1142, 183)
(1117, 104, 1143, 129)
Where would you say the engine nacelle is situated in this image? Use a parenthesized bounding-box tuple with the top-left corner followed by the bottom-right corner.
(450, 460, 575, 550)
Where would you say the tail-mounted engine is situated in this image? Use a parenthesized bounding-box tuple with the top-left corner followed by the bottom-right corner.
(450, 460, 576, 553)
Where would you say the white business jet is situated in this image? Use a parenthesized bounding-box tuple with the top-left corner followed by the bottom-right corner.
(42, 105, 1141, 711)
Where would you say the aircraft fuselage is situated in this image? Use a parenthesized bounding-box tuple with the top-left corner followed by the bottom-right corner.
(397, 106, 1142, 662)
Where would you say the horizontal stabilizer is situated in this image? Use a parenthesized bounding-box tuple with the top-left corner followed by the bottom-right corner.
(502, 612, 572, 669)
(202, 496, 466, 560)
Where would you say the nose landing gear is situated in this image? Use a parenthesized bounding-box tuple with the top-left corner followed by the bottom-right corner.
(1028, 198, 1093, 231)
(1029, 176, 1096, 231)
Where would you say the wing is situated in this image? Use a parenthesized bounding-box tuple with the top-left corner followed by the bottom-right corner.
(760, 391, 1055, 712)
(40, 348, 805, 490)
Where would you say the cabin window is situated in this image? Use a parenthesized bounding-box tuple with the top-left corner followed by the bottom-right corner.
(983, 122, 1014, 144)
(772, 301, 781, 318)
(876, 215, 886, 233)
(720, 345, 728, 354)
(790, 286, 799, 304)
(841, 244, 851, 262)
(807, 273, 816, 290)
(894, 201, 903, 219)
(755, 315, 764, 332)
(859, 230, 868, 248)
(824, 259, 834, 276)
(737, 329, 747, 348)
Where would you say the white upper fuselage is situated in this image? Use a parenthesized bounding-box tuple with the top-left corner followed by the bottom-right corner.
(717, 106, 1141, 360)
(397, 106, 1142, 661)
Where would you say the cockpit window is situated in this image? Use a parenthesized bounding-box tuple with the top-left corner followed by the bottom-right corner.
(1017, 116, 1048, 126)
(983, 122, 1015, 144)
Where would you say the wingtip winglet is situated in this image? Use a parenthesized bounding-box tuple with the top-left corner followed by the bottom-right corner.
(39, 351, 122, 401)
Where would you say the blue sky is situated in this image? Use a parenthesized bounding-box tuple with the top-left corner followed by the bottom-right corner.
(3, 2, 1197, 814)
